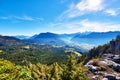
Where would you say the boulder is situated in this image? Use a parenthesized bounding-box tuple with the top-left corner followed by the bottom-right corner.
(86, 65, 100, 74)
(104, 59, 117, 67)
(104, 73, 120, 80)
(112, 64, 120, 72)
(102, 54, 114, 60)
(104, 74, 117, 80)
(94, 71, 105, 75)
(113, 55, 120, 64)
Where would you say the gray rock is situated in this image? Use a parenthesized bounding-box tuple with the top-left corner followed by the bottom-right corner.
(104, 74, 120, 80)
(102, 54, 114, 60)
(112, 64, 120, 72)
(85, 53, 120, 80)
(104, 59, 115, 66)
(113, 55, 120, 64)
(110, 39, 120, 54)
(115, 42, 120, 54)
(116, 76, 120, 80)
(104, 59, 120, 72)
(86, 65, 99, 74)
(95, 71, 105, 76)
(114, 55, 120, 60)
(104, 74, 117, 80)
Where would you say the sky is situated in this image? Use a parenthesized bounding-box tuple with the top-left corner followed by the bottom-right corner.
(0, 0, 120, 36)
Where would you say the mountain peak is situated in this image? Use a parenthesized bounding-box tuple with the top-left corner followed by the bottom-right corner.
(34, 32, 59, 39)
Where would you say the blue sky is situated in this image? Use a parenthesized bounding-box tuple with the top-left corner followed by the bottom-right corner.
(0, 0, 120, 36)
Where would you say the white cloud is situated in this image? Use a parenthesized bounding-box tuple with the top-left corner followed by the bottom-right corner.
(14, 16, 34, 21)
(76, 0, 103, 11)
(0, 15, 44, 21)
(50, 19, 120, 33)
(58, 0, 104, 20)
(105, 9, 117, 16)
(78, 20, 120, 32)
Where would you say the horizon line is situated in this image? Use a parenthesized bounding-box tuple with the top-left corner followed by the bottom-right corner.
(0, 30, 120, 36)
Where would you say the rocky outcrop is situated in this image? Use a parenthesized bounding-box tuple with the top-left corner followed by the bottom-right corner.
(110, 35, 120, 54)
(86, 54, 120, 80)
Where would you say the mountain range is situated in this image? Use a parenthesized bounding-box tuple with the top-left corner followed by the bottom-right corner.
(16, 31, 120, 52)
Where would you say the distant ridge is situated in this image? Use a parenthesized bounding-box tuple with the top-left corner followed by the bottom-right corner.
(14, 31, 120, 52)
(34, 32, 59, 39)
(71, 31, 120, 46)
(0, 35, 23, 46)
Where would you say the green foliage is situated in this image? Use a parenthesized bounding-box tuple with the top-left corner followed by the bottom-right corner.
(23, 54, 88, 80)
(0, 44, 68, 65)
(0, 59, 33, 80)
(88, 43, 110, 59)
(61, 54, 88, 80)
(0, 53, 88, 80)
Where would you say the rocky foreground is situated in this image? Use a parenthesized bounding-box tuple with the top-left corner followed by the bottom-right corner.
(85, 54, 120, 80)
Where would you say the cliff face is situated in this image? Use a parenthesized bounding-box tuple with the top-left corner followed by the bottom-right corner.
(110, 35, 120, 54)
